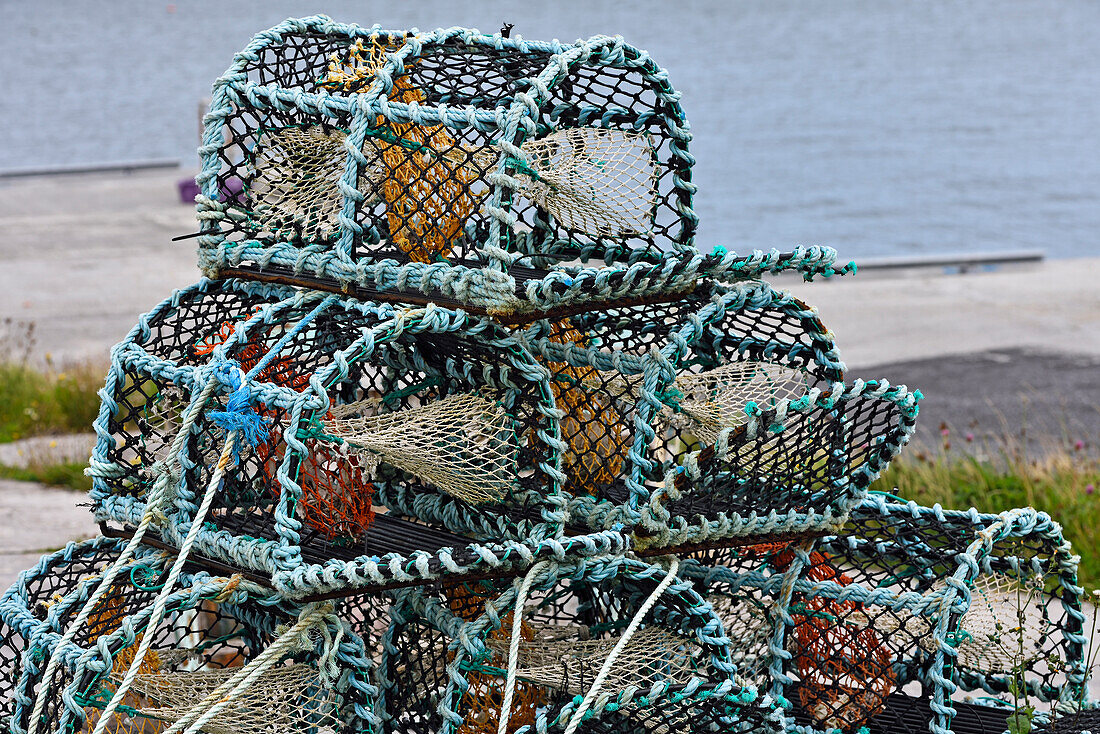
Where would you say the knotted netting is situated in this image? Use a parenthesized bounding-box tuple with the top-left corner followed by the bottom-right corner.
(249, 124, 385, 243)
(90, 281, 569, 591)
(486, 624, 709, 696)
(536, 319, 631, 494)
(379, 556, 773, 734)
(519, 127, 659, 238)
(322, 391, 519, 505)
(5, 543, 380, 734)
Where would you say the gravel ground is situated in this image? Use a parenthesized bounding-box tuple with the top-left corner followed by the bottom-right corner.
(867, 348, 1100, 453)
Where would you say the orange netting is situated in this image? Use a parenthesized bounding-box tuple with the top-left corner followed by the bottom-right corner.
(538, 320, 631, 494)
(195, 314, 375, 539)
(446, 585, 544, 734)
(82, 590, 165, 734)
(323, 39, 488, 263)
(777, 550, 897, 732)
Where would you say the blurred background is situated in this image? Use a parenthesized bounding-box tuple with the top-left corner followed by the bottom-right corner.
(5, 0, 1100, 258)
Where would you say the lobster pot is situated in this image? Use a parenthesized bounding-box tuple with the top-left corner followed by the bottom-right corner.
(4, 549, 380, 734)
(89, 279, 566, 592)
(195, 15, 848, 315)
(377, 555, 781, 734)
(767, 497, 1090, 734)
(0, 538, 156, 729)
(519, 279, 918, 547)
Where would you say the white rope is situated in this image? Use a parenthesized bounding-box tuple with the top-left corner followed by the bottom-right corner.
(26, 376, 221, 734)
(496, 560, 552, 734)
(159, 604, 337, 734)
(562, 557, 681, 734)
(91, 431, 240, 734)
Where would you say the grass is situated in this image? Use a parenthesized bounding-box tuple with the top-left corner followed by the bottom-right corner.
(871, 424, 1100, 590)
(0, 461, 92, 492)
(0, 361, 102, 443)
(0, 318, 103, 443)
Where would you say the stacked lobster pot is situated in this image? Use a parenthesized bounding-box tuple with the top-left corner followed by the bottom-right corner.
(3, 15, 1092, 734)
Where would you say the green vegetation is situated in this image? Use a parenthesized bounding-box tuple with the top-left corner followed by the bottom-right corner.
(0, 361, 102, 443)
(0, 461, 92, 492)
(0, 319, 103, 443)
(872, 425, 1100, 590)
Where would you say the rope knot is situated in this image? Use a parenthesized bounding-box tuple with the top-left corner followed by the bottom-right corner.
(208, 360, 269, 454)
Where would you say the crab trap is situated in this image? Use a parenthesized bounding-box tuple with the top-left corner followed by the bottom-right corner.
(376, 554, 782, 734)
(0, 538, 381, 734)
(680, 495, 1095, 734)
(518, 278, 919, 548)
(195, 15, 850, 317)
(88, 278, 643, 597)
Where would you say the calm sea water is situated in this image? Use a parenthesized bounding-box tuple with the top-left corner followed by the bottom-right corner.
(3, 0, 1098, 259)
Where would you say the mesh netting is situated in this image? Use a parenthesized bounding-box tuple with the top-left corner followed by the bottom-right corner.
(656, 381, 917, 538)
(114, 663, 339, 734)
(28, 570, 372, 734)
(446, 585, 544, 734)
(382, 558, 759, 734)
(323, 391, 519, 505)
(705, 594, 774, 688)
(520, 127, 658, 238)
(262, 431, 376, 541)
(202, 19, 700, 283)
(949, 572, 1052, 675)
(540, 320, 631, 494)
(324, 38, 487, 263)
(586, 360, 809, 444)
(667, 361, 809, 443)
(249, 124, 384, 242)
(486, 624, 708, 695)
(783, 551, 898, 733)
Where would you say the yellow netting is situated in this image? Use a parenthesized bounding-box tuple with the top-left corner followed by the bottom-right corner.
(117, 664, 338, 734)
(323, 39, 487, 262)
(486, 623, 709, 695)
(249, 125, 384, 241)
(520, 127, 657, 238)
(323, 392, 518, 504)
(540, 320, 632, 494)
(81, 590, 166, 734)
(446, 586, 543, 734)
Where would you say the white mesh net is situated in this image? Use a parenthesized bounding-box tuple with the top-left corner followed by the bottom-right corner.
(947, 573, 1051, 673)
(706, 594, 773, 687)
(872, 572, 1052, 674)
(119, 663, 339, 734)
(669, 362, 809, 444)
(486, 624, 709, 695)
(250, 125, 383, 241)
(586, 361, 808, 445)
(519, 128, 658, 238)
(323, 392, 519, 504)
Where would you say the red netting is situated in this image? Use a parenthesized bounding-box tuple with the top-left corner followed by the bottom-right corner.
(196, 313, 376, 539)
(778, 550, 897, 732)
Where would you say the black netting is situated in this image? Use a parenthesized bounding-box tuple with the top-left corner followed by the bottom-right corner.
(202, 21, 697, 284)
(658, 383, 914, 527)
(381, 560, 775, 734)
(7, 553, 376, 734)
(520, 281, 847, 508)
